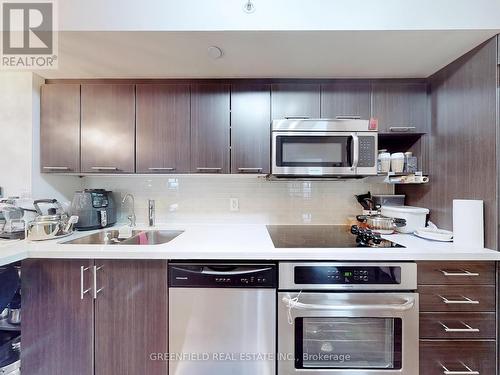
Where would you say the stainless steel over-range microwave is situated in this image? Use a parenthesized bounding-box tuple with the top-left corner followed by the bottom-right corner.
(271, 119, 378, 177)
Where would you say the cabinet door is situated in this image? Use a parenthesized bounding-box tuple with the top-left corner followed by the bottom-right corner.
(271, 83, 320, 120)
(321, 81, 371, 119)
(136, 84, 191, 173)
(81, 84, 135, 173)
(231, 84, 271, 174)
(94, 260, 168, 375)
(190, 84, 230, 173)
(372, 82, 428, 133)
(21, 259, 94, 375)
(40, 84, 81, 173)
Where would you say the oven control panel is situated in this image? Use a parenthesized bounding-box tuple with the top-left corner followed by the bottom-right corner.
(294, 265, 401, 285)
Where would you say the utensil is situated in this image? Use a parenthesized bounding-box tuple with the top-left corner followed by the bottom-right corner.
(356, 214, 406, 234)
(6, 309, 20, 326)
(355, 192, 372, 210)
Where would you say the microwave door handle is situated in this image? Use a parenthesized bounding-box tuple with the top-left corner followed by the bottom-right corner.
(282, 296, 416, 311)
(351, 133, 359, 171)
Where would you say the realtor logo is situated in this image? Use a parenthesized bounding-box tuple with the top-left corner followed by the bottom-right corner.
(1, 0, 58, 69)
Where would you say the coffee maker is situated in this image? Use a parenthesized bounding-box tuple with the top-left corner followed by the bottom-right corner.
(70, 189, 117, 230)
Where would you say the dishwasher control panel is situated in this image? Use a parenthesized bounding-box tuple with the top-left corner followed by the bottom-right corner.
(169, 264, 277, 288)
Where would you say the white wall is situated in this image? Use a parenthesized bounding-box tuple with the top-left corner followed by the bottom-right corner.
(0, 72, 81, 203)
(0, 72, 33, 198)
(59, 0, 500, 31)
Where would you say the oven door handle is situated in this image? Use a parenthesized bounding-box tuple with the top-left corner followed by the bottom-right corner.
(350, 133, 359, 171)
(282, 296, 416, 311)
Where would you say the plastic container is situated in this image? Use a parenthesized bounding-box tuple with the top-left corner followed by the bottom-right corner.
(380, 205, 430, 234)
(390, 153, 405, 173)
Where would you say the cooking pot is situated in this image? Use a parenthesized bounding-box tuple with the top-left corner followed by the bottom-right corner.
(356, 214, 406, 234)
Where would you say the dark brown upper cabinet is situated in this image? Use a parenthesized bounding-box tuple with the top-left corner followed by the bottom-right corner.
(136, 84, 191, 173)
(321, 81, 371, 119)
(372, 82, 428, 133)
(190, 84, 230, 173)
(231, 84, 271, 174)
(81, 84, 136, 173)
(271, 83, 320, 120)
(40, 84, 81, 173)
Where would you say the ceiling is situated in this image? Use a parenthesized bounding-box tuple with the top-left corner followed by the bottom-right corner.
(37, 30, 499, 79)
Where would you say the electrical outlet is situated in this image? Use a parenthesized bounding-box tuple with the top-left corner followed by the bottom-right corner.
(229, 198, 239, 212)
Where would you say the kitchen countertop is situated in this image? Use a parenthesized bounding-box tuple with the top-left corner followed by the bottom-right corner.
(0, 224, 499, 267)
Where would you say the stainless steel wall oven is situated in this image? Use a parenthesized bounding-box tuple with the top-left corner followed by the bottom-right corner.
(278, 262, 418, 375)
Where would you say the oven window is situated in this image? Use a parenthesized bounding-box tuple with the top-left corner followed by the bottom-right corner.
(295, 317, 402, 370)
(276, 136, 351, 167)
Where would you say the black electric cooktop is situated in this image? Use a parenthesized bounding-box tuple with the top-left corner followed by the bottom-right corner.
(266, 225, 404, 248)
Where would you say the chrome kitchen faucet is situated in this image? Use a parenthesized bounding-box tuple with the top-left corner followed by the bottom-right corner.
(122, 193, 136, 227)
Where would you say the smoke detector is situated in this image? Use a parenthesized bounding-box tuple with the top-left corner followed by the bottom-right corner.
(243, 0, 256, 13)
(207, 46, 223, 60)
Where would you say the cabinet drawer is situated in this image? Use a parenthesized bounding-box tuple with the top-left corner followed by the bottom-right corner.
(420, 312, 496, 339)
(418, 285, 496, 312)
(418, 262, 495, 285)
(420, 340, 495, 375)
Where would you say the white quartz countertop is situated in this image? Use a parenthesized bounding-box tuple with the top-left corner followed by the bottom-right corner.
(1, 224, 499, 266)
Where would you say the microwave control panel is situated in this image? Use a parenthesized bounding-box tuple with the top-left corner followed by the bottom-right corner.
(294, 265, 401, 285)
(357, 136, 376, 167)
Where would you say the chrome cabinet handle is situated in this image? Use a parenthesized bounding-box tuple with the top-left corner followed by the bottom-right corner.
(196, 167, 222, 171)
(439, 295, 479, 304)
(80, 266, 91, 300)
(335, 115, 361, 120)
(43, 166, 70, 170)
(282, 296, 415, 311)
(440, 362, 479, 375)
(350, 133, 359, 171)
(439, 269, 480, 277)
(91, 167, 119, 171)
(439, 321, 480, 333)
(237, 168, 262, 172)
(148, 167, 176, 171)
(93, 265, 104, 299)
(389, 126, 416, 132)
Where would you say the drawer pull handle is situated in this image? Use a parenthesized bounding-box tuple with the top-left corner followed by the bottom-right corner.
(148, 167, 176, 171)
(43, 166, 71, 170)
(439, 269, 480, 277)
(196, 167, 222, 171)
(439, 321, 480, 333)
(91, 167, 119, 171)
(440, 362, 479, 375)
(439, 295, 479, 305)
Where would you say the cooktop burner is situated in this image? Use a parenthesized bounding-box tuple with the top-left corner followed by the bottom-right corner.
(266, 225, 404, 248)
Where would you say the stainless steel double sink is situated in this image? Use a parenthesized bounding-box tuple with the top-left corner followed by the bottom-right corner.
(63, 229, 184, 245)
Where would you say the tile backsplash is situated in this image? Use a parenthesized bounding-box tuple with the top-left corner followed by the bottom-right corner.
(82, 176, 393, 225)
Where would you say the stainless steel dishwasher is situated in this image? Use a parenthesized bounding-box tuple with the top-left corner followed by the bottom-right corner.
(168, 263, 276, 375)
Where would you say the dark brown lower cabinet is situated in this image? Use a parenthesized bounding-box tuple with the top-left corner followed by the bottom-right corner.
(94, 260, 168, 375)
(417, 262, 497, 375)
(21, 259, 168, 375)
(21, 259, 94, 375)
(420, 340, 496, 375)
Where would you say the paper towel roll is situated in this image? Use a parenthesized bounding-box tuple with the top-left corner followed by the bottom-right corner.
(453, 199, 484, 248)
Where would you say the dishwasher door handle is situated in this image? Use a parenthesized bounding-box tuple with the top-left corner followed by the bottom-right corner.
(170, 266, 273, 276)
(282, 296, 416, 311)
